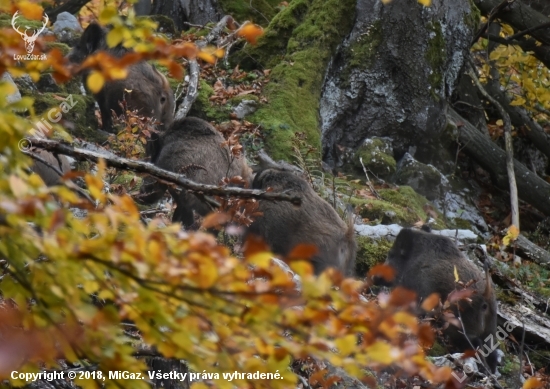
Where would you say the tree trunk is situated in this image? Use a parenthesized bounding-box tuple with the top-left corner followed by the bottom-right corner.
(320, 0, 477, 169)
(151, 0, 221, 30)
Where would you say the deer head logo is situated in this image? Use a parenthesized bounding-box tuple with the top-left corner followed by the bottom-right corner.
(11, 11, 49, 54)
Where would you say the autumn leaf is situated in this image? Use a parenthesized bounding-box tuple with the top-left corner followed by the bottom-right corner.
(237, 23, 264, 45)
(421, 293, 441, 311)
(368, 264, 395, 282)
(417, 0, 432, 6)
(503, 225, 520, 246)
(201, 212, 231, 229)
(87, 71, 105, 94)
(523, 378, 544, 389)
(17, 1, 43, 20)
(453, 265, 459, 283)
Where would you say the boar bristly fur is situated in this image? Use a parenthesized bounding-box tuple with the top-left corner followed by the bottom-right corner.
(68, 23, 175, 140)
(31, 150, 71, 186)
(246, 168, 357, 276)
(139, 117, 252, 227)
(384, 228, 499, 373)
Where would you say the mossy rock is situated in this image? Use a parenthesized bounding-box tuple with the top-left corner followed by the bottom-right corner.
(32, 92, 104, 143)
(352, 137, 396, 178)
(425, 21, 446, 93)
(394, 153, 448, 201)
(355, 236, 393, 277)
(188, 80, 232, 122)
(219, 0, 282, 25)
(351, 186, 446, 229)
(238, 0, 356, 161)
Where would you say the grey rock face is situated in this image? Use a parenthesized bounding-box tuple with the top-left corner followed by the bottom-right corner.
(320, 0, 475, 170)
(2, 73, 22, 105)
(232, 99, 258, 119)
(53, 12, 83, 34)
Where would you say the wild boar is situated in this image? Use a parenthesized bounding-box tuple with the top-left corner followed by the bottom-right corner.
(67, 22, 175, 144)
(139, 116, 252, 227)
(246, 168, 357, 276)
(30, 150, 71, 186)
(383, 227, 498, 373)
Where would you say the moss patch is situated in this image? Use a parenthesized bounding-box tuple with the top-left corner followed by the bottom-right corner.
(464, 0, 481, 31)
(355, 236, 393, 277)
(246, 0, 356, 161)
(219, 0, 282, 25)
(339, 21, 383, 87)
(188, 80, 232, 122)
(32, 92, 103, 142)
(352, 137, 396, 178)
(351, 186, 446, 228)
(0, 13, 47, 29)
(45, 42, 71, 56)
(425, 21, 446, 93)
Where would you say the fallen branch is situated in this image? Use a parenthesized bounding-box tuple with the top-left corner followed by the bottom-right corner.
(467, 64, 519, 229)
(29, 138, 302, 205)
(447, 108, 550, 216)
(514, 234, 550, 266)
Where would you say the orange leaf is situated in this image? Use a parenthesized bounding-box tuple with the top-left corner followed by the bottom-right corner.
(18, 1, 44, 20)
(197, 51, 216, 64)
(523, 378, 544, 389)
(237, 23, 264, 45)
(388, 286, 417, 307)
(201, 212, 231, 229)
(368, 264, 395, 282)
(421, 293, 441, 311)
(287, 244, 318, 260)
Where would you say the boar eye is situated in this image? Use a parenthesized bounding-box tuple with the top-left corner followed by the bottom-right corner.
(482, 303, 488, 311)
(160, 96, 166, 104)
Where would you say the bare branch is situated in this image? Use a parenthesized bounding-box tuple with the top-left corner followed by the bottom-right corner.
(467, 63, 519, 229)
(174, 59, 199, 121)
(28, 138, 302, 205)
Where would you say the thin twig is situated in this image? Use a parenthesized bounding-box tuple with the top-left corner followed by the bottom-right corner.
(359, 157, 381, 200)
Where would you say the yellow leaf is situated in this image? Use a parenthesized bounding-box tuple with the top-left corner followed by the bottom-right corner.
(108, 67, 128, 80)
(18, 1, 43, 20)
(366, 341, 394, 364)
(503, 225, 520, 246)
(496, 119, 504, 126)
(237, 23, 264, 45)
(510, 96, 526, 106)
(87, 71, 105, 94)
(198, 259, 218, 288)
(99, 7, 117, 24)
(334, 334, 356, 356)
(417, 0, 432, 6)
(9, 175, 28, 197)
(83, 280, 99, 294)
(107, 27, 124, 48)
(453, 265, 459, 283)
(197, 51, 216, 64)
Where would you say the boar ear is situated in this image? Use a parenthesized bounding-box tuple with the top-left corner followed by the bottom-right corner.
(80, 23, 105, 55)
(483, 263, 493, 299)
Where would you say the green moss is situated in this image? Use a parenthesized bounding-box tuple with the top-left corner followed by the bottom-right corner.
(188, 80, 231, 122)
(464, 0, 481, 31)
(352, 138, 396, 178)
(504, 262, 550, 300)
(153, 63, 180, 92)
(339, 21, 383, 87)
(425, 22, 446, 93)
(451, 217, 472, 230)
(32, 93, 104, 143)
(219, 0, 282, 25)
(45, 42, 71, 56)
(229, 94, 260, 104)
(426, 340, 448, 357)
(145, 15, 176, 34)
(246, 0, 355, 161)
(0, 13, 46, 29)
(500, 354, 521, 375)
(355, 236, 392, 277)
(528, 349, 550, 371)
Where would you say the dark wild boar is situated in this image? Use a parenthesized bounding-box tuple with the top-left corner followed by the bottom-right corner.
(246, 168, 357, 276)
(382, 227, 499, 373)
(139, 116, 252, 227)
(31, 150, 71, 186)
(68, 22, 175, 146)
